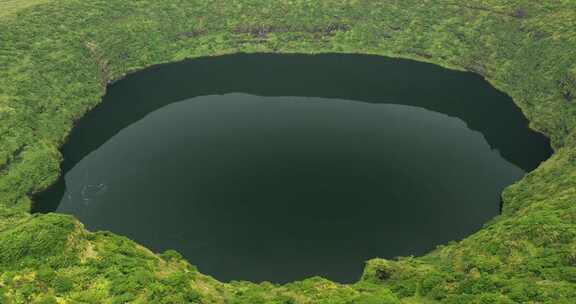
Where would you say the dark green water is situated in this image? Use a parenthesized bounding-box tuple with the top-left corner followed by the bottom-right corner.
(34, 54, 552, 283)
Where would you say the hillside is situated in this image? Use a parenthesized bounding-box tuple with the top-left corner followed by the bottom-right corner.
(0, 0, 575, 303)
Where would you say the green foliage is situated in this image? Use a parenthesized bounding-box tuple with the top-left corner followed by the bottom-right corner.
(350, 289, 401, 304)
(161, 249, 183, 261)
(52, 275, 73, 294)
(0, 0, 575, 303)
(33, 295, 58, 304)
(0, 213, 79, 269)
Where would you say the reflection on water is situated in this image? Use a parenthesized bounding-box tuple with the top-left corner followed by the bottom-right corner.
(34, 54, 552, 283)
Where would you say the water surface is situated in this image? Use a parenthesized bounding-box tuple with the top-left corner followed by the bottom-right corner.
(35, 54, 552, 283)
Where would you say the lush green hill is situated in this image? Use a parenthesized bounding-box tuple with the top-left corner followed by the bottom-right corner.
(0, 0, 575, 303)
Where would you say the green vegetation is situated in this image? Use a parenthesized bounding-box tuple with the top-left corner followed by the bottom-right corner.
(0, 0, 574, 302)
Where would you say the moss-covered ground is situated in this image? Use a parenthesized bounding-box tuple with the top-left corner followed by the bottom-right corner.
(0, 0, 575, 303)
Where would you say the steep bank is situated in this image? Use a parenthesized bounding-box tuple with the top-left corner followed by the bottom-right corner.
(0, 0, 574, 303)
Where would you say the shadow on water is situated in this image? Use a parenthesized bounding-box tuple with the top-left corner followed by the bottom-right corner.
(33, 53, 552, 283)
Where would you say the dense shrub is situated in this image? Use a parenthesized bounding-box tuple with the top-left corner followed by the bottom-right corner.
(0, 0, 575, 302)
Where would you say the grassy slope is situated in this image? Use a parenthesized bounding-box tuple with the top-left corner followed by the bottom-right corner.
(0, 0, 575, 303)
(0, 0, 50, 18)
